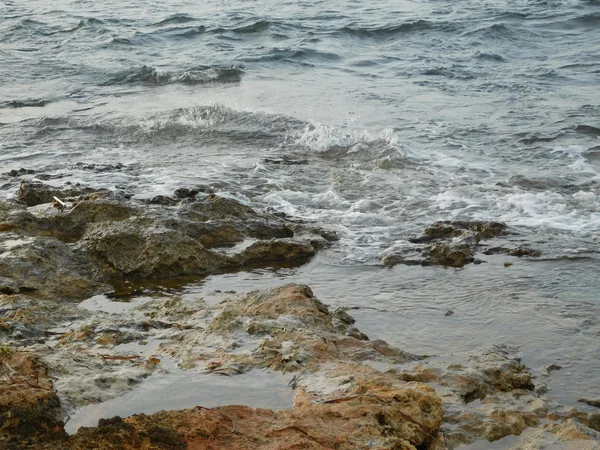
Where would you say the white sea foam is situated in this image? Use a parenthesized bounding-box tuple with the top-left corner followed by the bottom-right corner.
(498, 191, 600, 232)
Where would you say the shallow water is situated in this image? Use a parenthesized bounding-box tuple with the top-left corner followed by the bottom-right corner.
(65, 368, 295, 434)
(1, 0, 600, 440)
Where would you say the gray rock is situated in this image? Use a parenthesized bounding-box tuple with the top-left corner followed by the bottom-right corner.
(425, 242, 475, 268)
(579, 398, 600, 408)
(6, 198, 140, 242)
(0, 236, 108, 300)
(231, 238, 316, 267)
(17, 180, 105, 207)
(0, 277, 19, 295)
(76, 219, 227, 278)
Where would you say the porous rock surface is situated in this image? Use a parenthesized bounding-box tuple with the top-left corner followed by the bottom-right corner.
(2, 181, 598, 450)
(0, 181, 334, 296)
(4, 282, 600, 449)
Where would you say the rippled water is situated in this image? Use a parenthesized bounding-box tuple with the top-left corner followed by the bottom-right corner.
(1, 0, 600, 427)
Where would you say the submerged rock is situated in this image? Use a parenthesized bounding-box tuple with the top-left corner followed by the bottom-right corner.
(410, 220, 508, 244)
(383, 219, 541, 268)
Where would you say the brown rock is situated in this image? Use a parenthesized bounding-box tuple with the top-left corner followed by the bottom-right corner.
(0, 351, 66, 449)
(57, 380, 442, 450)
(485, 409, 539, 441)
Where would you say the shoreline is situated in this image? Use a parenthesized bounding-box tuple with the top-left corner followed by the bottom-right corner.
(1, 180, 599, 449)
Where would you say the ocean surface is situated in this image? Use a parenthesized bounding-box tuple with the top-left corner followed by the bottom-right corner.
(1, 0, 600, 437)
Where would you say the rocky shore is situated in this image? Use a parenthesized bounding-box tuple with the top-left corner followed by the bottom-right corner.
(1, 180, 599, 449)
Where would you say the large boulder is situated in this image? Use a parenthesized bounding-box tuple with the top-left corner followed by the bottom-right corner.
(178, 195, 295, 244)
(76, 220, 227, 278)
(0, 235, 108, 300)
(6, 199, 139, 242)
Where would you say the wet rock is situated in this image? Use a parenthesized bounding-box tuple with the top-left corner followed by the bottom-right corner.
(410, 220, 508, 244)
(208, 284, 333, 335)
(0, 200, 20, 223)
(70, 162, 131, 173)
(146, 195, 178, 206)
(0, 236, 108, 300)
(506, 419, 600, 449)
(17, 180, 104, 207)
(244, 220, 295, 240)
(385, 220, 541, 268)
(0, 351, 67, 449)
(381, 253, 424, 267)
(507, 247, 542, 257)
(484, 246, 542, 257)
(51, 199, 139, 240)
(77, 220, 226, 278)
(5, 196, 140, 243)
(549, 418, 600, 443)
(171, 284, 422, 372)
(178, 194, 296, 244)
(261, 156, 308, 165)
(580, 399, 600, 409)
(425, 242, 474, 268)
(59, 384, 440, 450)
(173, 186, 214, 198)
(390, 345, 542, 447)
(231, 238, 316, 267)
(4, 285, 445, 449)
(484, 409, 540, 442)
(5, 168, 36, 177)
(161, 218, 246, 248)
(0, 277, 20, 295)
(572, 411, 600, 433)
(183, 194, 257, 222)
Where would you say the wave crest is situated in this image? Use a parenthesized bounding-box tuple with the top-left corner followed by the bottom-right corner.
(104, 65, 243, 86)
